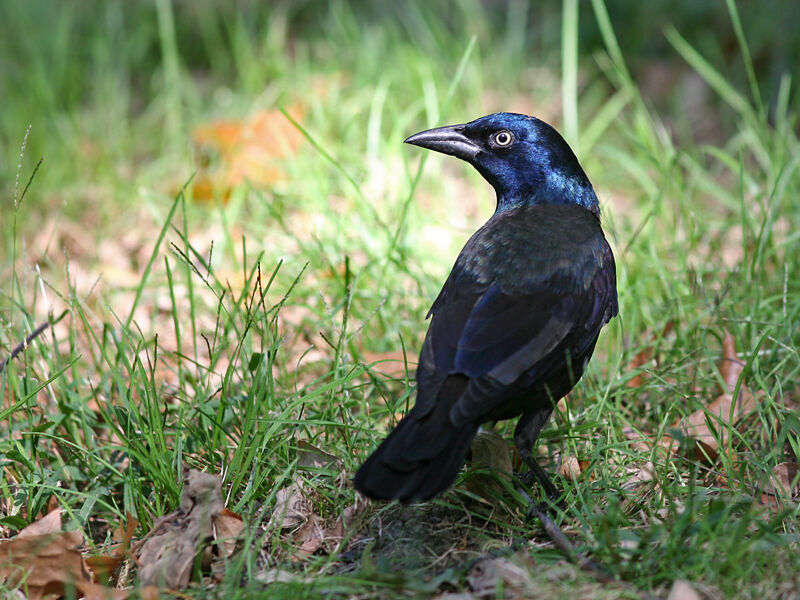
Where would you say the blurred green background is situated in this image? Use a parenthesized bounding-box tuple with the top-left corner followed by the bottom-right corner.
(2, 0, 798, 208)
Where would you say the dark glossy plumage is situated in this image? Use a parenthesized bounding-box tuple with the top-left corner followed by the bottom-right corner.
(354, 113, 618, 503)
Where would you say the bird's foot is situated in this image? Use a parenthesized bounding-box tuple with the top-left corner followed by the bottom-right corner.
(515, 467, 566, 511)
(514, 480, 565, 522)
(524, 498, 565, 522)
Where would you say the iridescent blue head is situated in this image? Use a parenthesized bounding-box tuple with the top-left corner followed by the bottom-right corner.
(405, 112, 599, 216)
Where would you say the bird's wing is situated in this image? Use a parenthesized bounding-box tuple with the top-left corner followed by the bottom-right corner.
(415, 205, 617, 421)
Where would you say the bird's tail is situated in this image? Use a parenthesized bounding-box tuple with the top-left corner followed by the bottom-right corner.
(354, 399, 478, 503)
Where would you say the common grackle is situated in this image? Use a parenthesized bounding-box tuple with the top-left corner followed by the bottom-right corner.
(354, 113, 618, 504)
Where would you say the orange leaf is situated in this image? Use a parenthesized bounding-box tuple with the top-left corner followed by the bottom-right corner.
(625, 321, 674, 388)
(675, 330, 757, 461)
(719, 329, 745, 392)
(213, 509, 244, 558)
(85, 514, 138, 583)
(189, 104, 306, 201)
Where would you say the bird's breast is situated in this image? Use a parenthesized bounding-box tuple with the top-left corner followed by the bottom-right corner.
(456, 204, 611, 293)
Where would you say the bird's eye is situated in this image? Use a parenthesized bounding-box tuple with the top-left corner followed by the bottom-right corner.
(493, 131, 514, 147)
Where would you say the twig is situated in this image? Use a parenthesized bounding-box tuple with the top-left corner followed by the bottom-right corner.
(518, 487, 659, 600)
(0, 320, 52, 372)
(517, 485, 612, 582)
(528, 503, 613, 582)
(0, 311, 68, 372)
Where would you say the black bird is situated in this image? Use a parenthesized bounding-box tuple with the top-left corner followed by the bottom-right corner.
(354, 113, 618, 504)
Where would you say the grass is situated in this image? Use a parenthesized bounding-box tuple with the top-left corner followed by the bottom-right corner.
(2, 1, 799, 598)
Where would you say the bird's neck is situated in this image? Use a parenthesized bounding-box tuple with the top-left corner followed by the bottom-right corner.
(495, 171, 600, 217)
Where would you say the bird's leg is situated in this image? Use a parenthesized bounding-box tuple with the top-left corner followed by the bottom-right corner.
(520, 457, 561, 505)
(514, 409, 565, 513)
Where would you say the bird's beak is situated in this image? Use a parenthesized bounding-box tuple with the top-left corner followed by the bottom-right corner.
(404, 124, 480, 161)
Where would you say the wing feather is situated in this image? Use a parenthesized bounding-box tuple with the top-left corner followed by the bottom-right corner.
(414, 204, 617, 423)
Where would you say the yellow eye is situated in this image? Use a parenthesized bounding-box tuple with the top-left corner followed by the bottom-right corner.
(493, 131, 513, 147)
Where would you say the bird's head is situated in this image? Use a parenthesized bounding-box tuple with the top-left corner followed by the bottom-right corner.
(405, 112, 599, 215)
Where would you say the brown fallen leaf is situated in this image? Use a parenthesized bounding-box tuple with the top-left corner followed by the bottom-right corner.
(85, 513, 138, 584)
(269, 456, 368, 559)
(676, 388, 756, 459)
(622, 426, 676, 457)
(466, 430, 513, 502)
(212, 509, 244, 559)
(290, 493, 367, 559)
(0, 531, 87, 600)
(136, 469, 224, 589)
(622, 330, 755, 463)
(293, 515, 326, 557)
(666, 579, 702, 600)
(558, 455, 585, 482)
(269, 443, 341, 533)
(622, 461, 657, 489)
(0, 508, 133, 600)
(769, 462, 800, 497)
(315, 493, 368, 549)
(297, 440, 342, 471)
(675, 330, 757, 460)
(626, 321, 674, 388)
(719, 329, 745, 390)
(16, 508, 63, 538)
(466, 556, 533, 597)
(190, 104, 305, 201)
(759, 462, 800, 514)
(269, 483, 312, 531)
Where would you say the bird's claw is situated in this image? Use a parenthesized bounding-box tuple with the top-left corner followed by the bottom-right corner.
(515, 466, 565, 511)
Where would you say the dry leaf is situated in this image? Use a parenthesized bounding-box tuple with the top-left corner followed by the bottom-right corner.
(466, 430, 513, 502)
(293, 515, 326, 557)
(676, 330, 756, 459)
(626, 321, 674, 388)
(318, 494, 368, 545)
(759, 462, 800, 514)
(269, 442, 364, 559)
(292, 494, 368, 559)
(719, 329, 745, 391)
(0, 509, 138, 599)
(466, 556, 533, 597)
(137, 470, 224, 589)
(677, 388, 756, 458)
(16, 509, 63, 538)
(340, 493, 368, 528)
(623, 461, 657, 489)
(69, 581, 134, 600)
(557, 456, 583, 481)
(85, 514, 137, 584)
(0, 508, 134, 600)
(0, 531, 87, 599)
(297, 441, 341, 470)
(269, 479, 366, 559)
(190, 104, 305, 201)
(768, 462, 800, 497)
(622, 426, 676, 458)
(667, 579, 702, 600)
(269, 483, 312, 531)
(212, 509, 244, 558)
